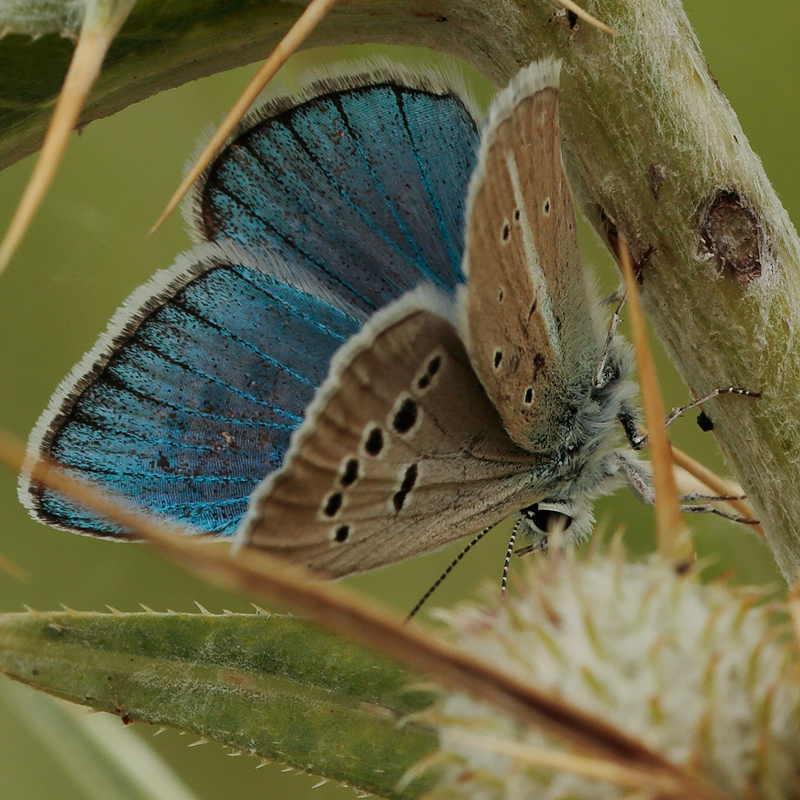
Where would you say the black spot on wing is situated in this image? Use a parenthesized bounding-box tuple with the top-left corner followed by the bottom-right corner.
(323, 492, 343, 517)
(392, 398, 418, 434)
(334, 524, 350, 542)
(364, 427, 384, 456)
(340, 458, 359, 486)
(416, 353, 443, 392)
(392, 464, 418, 512)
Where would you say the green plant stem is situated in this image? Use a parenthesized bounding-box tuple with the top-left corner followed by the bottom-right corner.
(0, 609, 438, 799)
(2, 0, 798, 573)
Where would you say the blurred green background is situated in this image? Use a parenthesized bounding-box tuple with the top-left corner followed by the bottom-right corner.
(0, 2, 797, 798)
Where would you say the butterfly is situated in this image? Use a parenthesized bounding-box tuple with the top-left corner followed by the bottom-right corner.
(19, 57, 653, 578)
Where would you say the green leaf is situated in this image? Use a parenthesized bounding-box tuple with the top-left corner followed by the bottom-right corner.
(0, 609, 439, 799)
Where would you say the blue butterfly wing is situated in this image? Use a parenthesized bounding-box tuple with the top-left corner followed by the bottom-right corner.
(24, 249, 361, 536)
(23, 66, 480, 538)
(198, 76, 480, 312)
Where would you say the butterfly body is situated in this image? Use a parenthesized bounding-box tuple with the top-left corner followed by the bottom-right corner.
(21, 57, 651, 576)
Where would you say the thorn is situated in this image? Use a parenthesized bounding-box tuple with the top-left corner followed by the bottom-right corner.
(0, 552, 27, 581)
(165, 609, 177, 615)
(188, 738, 209, 747)
(149, 0, 338, 234)
(153, 727, 167, 736)
(222, 608, 235, 615)
(312, 779, 329, 788)
(256, 759, 271, 770)
(106, 605, 122, 614)
(139, 604, 156, 613)
(281, 766, 294, 772)
(194, 601, 213, 616)
(553, 0, 617, 35)
(251, 603, 269, 615)
(228, 751, 243, 757)
(22, 604, 35, 613)
(0, 1, 135, 276)
(618, 238, 691, 562)
(59, 603, 76, 612)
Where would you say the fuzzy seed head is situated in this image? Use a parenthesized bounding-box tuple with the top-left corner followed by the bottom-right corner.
(416, 552, 799, 800)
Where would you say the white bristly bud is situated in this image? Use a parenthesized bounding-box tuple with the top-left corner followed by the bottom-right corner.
(417, 549, 799, 800)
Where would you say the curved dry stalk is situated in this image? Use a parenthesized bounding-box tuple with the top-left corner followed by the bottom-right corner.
(0, 552, 26, 581)
(0, 0, 135, 275)
(0, 429, 730, 800)
(149, 0, 338, 234)
(619, 240, 691, 561)
(443, 732, 685, 795)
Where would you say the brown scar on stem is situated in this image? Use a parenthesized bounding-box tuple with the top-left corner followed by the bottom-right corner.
(699, 189, 765, 283)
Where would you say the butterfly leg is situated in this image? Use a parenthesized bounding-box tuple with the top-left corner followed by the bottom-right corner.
(678, 491, 759, 524)
(614, 450, 655, 505)
(623, 387, 761, 453)
(618, 403, 647, 451)
(663, 387, 761, 429)
(617, 451, 760, 524)
(593, 291, 627, 389)
(680, 504, 760, 524)
(680, 491, 745, 502)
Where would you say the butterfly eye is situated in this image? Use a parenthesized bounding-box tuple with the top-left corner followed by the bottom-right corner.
(493, 349, 503, 370)
(530, 508, 572, 533)
(501, 221, 511, 242)
(513, 208, 520, 221)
